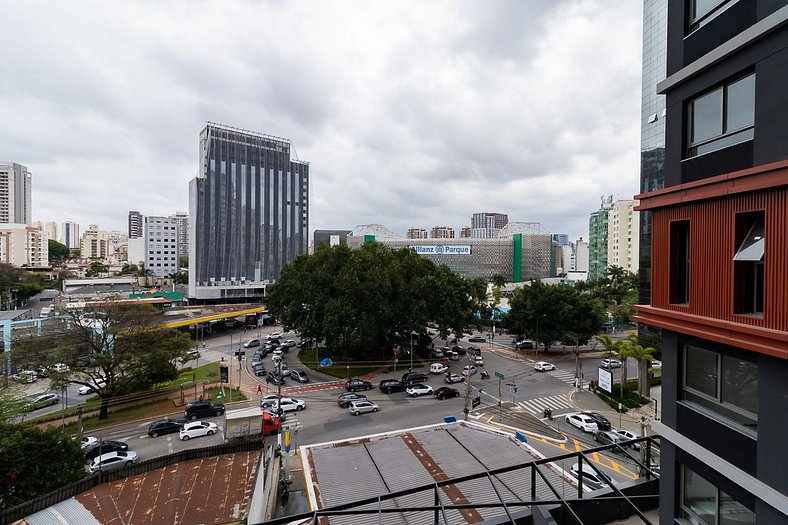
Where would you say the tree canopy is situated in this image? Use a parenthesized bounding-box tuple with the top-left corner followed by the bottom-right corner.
(48, 239, 70, 266)
(0, 423, 85, 510)
(575, 265, 639, 321)
(504, 280, 606, 351)
(266, 243, 473, 359)
(0, 263, 43, 306)
(13, 303, 192, 419)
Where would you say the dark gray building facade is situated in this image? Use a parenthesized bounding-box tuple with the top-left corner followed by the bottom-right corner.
(189, 123, 309, 301)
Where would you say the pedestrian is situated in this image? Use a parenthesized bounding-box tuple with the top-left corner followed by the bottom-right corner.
(257, 384, 262, 395)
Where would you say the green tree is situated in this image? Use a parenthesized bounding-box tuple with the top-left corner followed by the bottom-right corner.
(48, 239, 70, 266)
(85, 259, 108, 277)
(267, 243, 472, 361)
(0, 264, 43, 306)
(0, 386, 27, 424)
(575, 265, 638, 322)
(13, 303, 192, 419)
(119, 263, 139, 275)
(622, 333, 657, 397)
(0, 423, 85, 509)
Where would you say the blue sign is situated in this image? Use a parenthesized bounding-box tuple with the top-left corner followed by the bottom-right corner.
(411, 245, 472, 255)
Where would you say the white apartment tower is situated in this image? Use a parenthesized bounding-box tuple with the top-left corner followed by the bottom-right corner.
(169, 211, 188, 259)
(144, 216, 179, 278)
(0, 162, 32, 225)
(607, 199, 640, 273)
(0, 224, 48, 267)
(60, 221, 81, 249)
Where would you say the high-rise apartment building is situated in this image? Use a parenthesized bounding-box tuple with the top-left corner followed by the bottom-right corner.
(607, 199, 640, 274)
(189, 123, 309, 301)
(561, 237, 589, 274)
(60, 221, 80, 250)
(128, 211, 143, 239)
(430, 226, 455, 239)
(142, 216, 179, 278)
(459, 227, 471, 238)
(406, 228, 428, 239)
(587, 197, 612, 280)
(0, 162, 32, 225)
(635, 2, 788, 523)
(0, 224, 48, 267)
(80, 226, 108, 259)
(169, 211, 188, 259)
(471, 212, 508, 238)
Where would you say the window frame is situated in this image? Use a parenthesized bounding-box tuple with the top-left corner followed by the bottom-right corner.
(686, 73, 755, 158)
(679, 465, 755, 525)
(682, 344, 758, 436)
(733, 211, 765, 315)
(688, 0, 740, 33)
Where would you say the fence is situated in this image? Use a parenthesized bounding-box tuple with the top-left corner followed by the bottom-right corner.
(0, 437, 266, 525)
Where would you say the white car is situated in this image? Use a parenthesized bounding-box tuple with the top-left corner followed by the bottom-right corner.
(614, 429, 641, 450)
(88, 450, 138, 473)
(267, 332, 282, 340)
(78, 378, 106, 395)
(570, 463, 614, 491)
(600, 358, 622, 369)
(406, 384, 434, 397)
(260, 394, 282, 408)
(430, 363, 448, 374)
(80, 436, 99, 449)
(51, 363, 70, 373)
(650, 360, 662, 369)
(281, 340, 296, 348)
(348, 400, 379, 415)
(533, 361, 556, 372)
(474, 356, 484, 366)
(13, 370, 37, 383)
(271, 398, 306, 413)
(565, 413, 599, 433)
(179, 421, 218, 441)
(444, 373, 464, 384)
(462, 365, 478, 376)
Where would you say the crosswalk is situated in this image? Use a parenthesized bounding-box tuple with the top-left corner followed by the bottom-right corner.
(515, 394, 574, 416)
(545, 368, 579, 385)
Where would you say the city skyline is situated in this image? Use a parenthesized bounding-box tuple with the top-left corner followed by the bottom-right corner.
(1, 1, 643, 243)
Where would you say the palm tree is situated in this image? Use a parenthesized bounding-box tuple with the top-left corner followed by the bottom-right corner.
(624, 333, 658, 397)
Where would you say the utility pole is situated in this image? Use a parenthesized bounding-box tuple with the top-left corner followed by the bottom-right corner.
(462, 354, 474, 421)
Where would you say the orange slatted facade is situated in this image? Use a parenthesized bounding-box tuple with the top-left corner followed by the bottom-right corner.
(635, 163, 788, 359)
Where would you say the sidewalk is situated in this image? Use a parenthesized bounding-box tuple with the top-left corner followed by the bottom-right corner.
(569, 385, 662, 436)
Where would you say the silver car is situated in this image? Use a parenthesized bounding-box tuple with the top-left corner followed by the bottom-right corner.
(348, 400, 379, 415)
(88, 450, 139, 473)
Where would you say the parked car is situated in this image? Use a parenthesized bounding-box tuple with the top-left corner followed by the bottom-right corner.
(34, 366, 49, 378)
(462, 365, 478, 376)
(406, 384, 434, 397)
(570, 463, 614, 490)
(515, 340, 534, 349)
(430, 363, 449, 374)
(474, 356, 484, 366)
(184, 401, 225, 421)
(592, 430, 628, 449)
(80, 436, 99, 449)
(13, 370, 38, 383)
(447, 350, 460, 361)
(180, 421, 219, 440)
(614, 429, 641, 450)
(379, 379, 406, 394)
(88, 450, 139, 474)
(253, 365, 266, 377)
(431, 348, 446, 358)
(401, 372, 428, 386)
(467, 346, 482, 356)
(281, 340, 296, 349)
(533, 361, 556, 372)
(266, 371, 286, 385)
(348, 400, 379, 416)
(600, 358, 622, 369)
(243, 339, 261, 348)
(564, 413, 598, 433)
(83, 440, 129, 461)
(260, 394, 282, 408)
(434, 387, 460, 400)
(345, 378, 373, 391)
(337, 392, 367, 408)
(24, 392, 59, 411)
(451, 345, 467, 355)
(271, 398, 306, 413)
(78, 378, 106, 395)
(468, 335, 486, 343)
(582, 411, 612, 430)
(148, 419, 187, 438)
(650, 359, 662, 369)
(290, 369, 309, 383)
(51, 363, 70, 373)
(444, 373, 464, 384)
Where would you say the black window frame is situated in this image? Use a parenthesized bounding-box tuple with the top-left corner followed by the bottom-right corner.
(686, 73, 755, 158)
(670, 220, 691, 305)
(680, 465, 755, 524)
(733, 211, 764, 316)
(688, 0, 740, 33)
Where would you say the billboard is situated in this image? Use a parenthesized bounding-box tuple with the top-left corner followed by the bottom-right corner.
(411, 245, 472, 255)
(598, 368, 613, 393)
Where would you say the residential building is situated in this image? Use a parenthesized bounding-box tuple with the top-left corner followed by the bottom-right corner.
(561, 237, 589, 274)
(635, 2, 788, 523)
(459, 227, 471, 238)
(587, 197, 612, 280)
(607, 199, 640, 274)
(0, 223, 48, 267)
(143, 216, 179, 278)
(406, 228, 428, 239)
(0, 162, 31, 225)
(552, 233, 569, 247)
(60, 221, 80, 250)
(169, 211, 188, 259)
(470, 212, 508, 238)
(430, 226, 454, 239)
(189, 122, 309, 301)
(33, 221, 58, 244)
(80, 226, 109, 259)
(128, 211, 143, 239)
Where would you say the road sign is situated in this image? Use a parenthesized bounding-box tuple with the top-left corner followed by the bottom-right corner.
(494, 371, 505, 380)
(472, 396, 481, 408)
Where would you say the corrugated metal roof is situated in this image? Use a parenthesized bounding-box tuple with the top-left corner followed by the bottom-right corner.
(23, 497, 102, 525)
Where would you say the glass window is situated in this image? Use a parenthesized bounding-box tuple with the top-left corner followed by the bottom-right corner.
(690, 0, 740, 31)
(681, 466, 755, 525)
(733, 220, 764, 262)
(688, 74, 754, 157)
(734, 213, 765, 315)
(685, 345, 718, 397)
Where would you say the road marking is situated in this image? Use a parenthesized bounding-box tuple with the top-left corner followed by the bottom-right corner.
(167, 436, 174, 454)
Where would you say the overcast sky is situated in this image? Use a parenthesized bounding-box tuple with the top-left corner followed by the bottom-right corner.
(1, 0, 643, 242)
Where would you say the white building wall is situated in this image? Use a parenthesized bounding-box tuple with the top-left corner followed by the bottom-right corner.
(606, 200, 640, 273)
(0, 223, 47, 267)
(60, 222, 81, 249)
(144, 216, 179, 278)
(575, 238, 589, 272)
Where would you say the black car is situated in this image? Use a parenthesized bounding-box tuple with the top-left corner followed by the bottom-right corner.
(434, 387, 460, 400)
(346, 378, 373, 392)
(337, 392, 368, 408)
(148, 418, 187, 438)
(582, 411, 612, 431)
(184, 401, 225, 421)
(467, 346, 482, 356)
(83, 440, 130, 461)
(379, 379, 406, 394)
(253, 366, 266, 377)
(266, 371, 286, 385)
(451, 345, 467, 355)
(468, 335, 486, 343)
(401, 372, 428, 386)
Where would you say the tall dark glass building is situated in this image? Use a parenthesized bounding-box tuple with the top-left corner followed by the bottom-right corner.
(188, 123, 309, 302)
